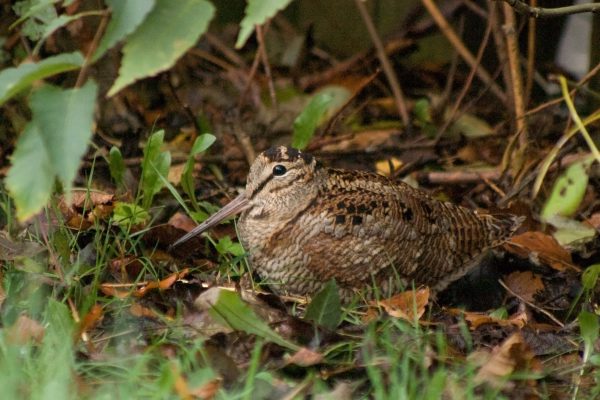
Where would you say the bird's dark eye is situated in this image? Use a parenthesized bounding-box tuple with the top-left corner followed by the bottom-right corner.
(272, 164, 287, 176)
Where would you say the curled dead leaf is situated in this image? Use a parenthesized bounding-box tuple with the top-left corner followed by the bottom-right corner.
(474, 332, 540, 389)
(450, 309, 528, 330)
(505, 231, 578, 272)
(503, 271, 545, 302)
(6, 315, 45, 345)
(369, 287, 430, 322)
(286, 347, 324, 367)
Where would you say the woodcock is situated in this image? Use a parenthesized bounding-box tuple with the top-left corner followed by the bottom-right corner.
(173, 146, 522, 301)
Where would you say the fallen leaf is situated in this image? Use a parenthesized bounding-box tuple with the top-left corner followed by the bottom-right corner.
(375, 157, 403, 176)
(370, 287, 429, 321)
(76, 304, 103, 339)
(286, 347, 324, 367)
(474, 333, 540, 389)
(129, 303, 161, 319)
(6, 315, 45, 344)
(504, 271, 545, 302)
(450, 309, 528, 330)
(58, 190, 115, 230)
(190, 378, 222, 400)
(505, 231, 578, 272)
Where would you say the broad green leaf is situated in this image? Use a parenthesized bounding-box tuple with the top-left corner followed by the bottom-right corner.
(34, 12, 103, 54)
(181, 133, 216, 207)
(113, 202, 150, 226)
(36, 300, 74, 399)
(450, 112, 493, 138)
(215, 236, 245, 257)
(107, 0, 214, 96)
(292, 92, 334, 150)
(108, 146, 125, 187)
(578, 310, 599, 359)
(582, 264, 600, 291)
(5, 124, 54, 220)
(304, 279, 342, 330)
(141, 130, 170, 208)
(541, 159, 591, 221)
(196, 288, 300, 351)
(6, 81, 97, 220)
(93, 0, 156, 61)
(235, 0, 292, 49)
(547, 216, 596, 247)
(0, 52, 84, 105)
(12, 0, 58, 41)
(29, 82, 97, 188)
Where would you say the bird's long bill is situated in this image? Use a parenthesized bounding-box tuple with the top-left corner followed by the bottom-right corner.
(171, 193, 249, 248)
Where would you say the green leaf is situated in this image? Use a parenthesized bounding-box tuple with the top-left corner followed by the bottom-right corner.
(107, 0, 215, 96)
(30, 82, 97, 187)
(304, 279, 342, 330)
(5, 124, 54, 220)
(93, 0, 156, 61)
(547, 216, 596, 247)
(215, 236, 245, 257)
(34, 12, 103, 54)
(141, 130, 171, 209)
(108, 146, 125, 187)
(36, 300, 74, 399)
(236, 0, 293, 49)
(12, 0, 58, 41)
(292, 92, 334, 150)
(578, 310, 599, 362)
(6, 81, 97, 220)
(113, 202, 150, 226)
(0, 52, 84, 105)
(181, 133, 216, 206)
(541, 159, 591, 221)
(196, 288, 300, 351)
(582, 264, 600, 291)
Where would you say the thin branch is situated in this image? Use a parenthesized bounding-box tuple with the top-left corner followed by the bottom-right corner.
(500, 0, 600, 18)
(354, 0, 410, 128)
(255, 24, 277, 110)
(421, 0, 507, 103)
(435, 8, 495, 141)
(502, 2, 528, 148)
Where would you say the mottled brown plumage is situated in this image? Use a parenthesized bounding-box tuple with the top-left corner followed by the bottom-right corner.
(173, 146, 522, 301)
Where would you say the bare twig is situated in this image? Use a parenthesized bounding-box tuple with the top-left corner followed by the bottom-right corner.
(255, 25, 277, 110)
(435, 7, 495, 141)
(524, 0, 537, 105)
(354, 0, 410, 128)
(502, 2, 528, 148)
(421, 0, 507, 103)
(75, 11, 110, 88)
(498, 279, 564, 328)
(500, 0, 600, 18)
(524, 60, 600, 116)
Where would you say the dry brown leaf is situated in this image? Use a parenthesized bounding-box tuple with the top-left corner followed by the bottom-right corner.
(505, 231, 577, 272)
(190, 378, 222, 400)
(504, 271, 545, 302)
(370, 287, 430, 321)
(59, 191, 115, 230)
(286, 347, 324, 367)
(450, 309, 528, 330)
(76, 304, 103, 339)
(6, 315, 45, 344)
(474, 332, 540, 389)
(99, 284, 130, 298)
(129, 303, 161, 319)
(375, 157, 403, 176)
(169, 212, 198, 233)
